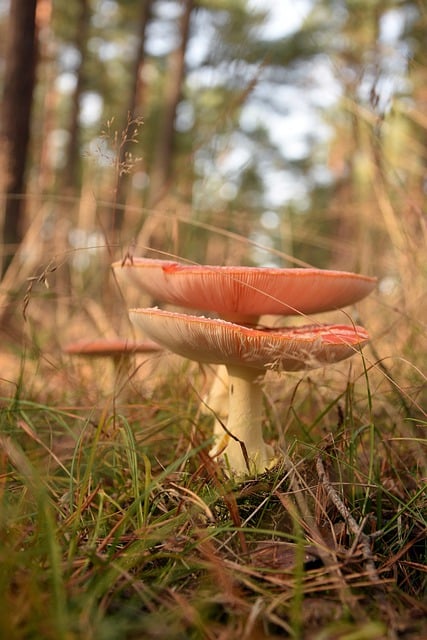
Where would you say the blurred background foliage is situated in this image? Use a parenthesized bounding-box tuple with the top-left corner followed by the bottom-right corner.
(0, 0, 425, 381)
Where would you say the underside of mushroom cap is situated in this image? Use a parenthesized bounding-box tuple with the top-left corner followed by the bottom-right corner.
(113, 258, 376, 321)
(129, 308, 370, 372)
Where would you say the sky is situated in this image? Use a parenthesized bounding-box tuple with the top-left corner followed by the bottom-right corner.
(190, 0, 334, 209)
(249, 0, 313, 39)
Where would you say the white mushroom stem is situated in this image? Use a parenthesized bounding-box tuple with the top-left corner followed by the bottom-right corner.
(201, 364, 229, 437)
(210, 364, 275, 476)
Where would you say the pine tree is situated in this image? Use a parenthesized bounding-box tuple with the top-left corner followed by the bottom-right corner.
(0, 0, 39, 275)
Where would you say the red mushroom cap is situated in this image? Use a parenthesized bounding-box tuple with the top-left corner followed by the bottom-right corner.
(113, 258, 376, 322)
(63, 338, 162, 357)
(129, 308, 369, 372)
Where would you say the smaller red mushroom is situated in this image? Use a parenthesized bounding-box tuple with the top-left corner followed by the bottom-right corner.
(64, 338, 162, 359)
(64, 338, 163, 391)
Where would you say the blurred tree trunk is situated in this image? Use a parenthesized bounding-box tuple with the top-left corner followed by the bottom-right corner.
(60, 0, 90, 195)
(112, 0, 153, 237)
(147, 0, 194, 207)
(327, 4, 380, 271)
(36, 0, 58, 195)
(0, 0, 39, 276)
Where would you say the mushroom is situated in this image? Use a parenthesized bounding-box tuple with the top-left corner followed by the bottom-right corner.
(129, 308, 370, 475)
(113, 258, 376, 456)
(64, 338, 162, 359)
(200, 363, 229, 436)
(64, 338, 163, 392)
(113, 258, 376, 461)
(112, 258, 377, 324)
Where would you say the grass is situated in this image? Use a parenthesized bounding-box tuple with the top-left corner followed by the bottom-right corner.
(0, 335, 425, 639)
(0, 85, 425, 637)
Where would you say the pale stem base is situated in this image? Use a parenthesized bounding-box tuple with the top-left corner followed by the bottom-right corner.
(210, 363, 275, 476)
(202, 364, 229, 442)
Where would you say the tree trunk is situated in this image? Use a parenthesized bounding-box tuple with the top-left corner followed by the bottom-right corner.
(112, 0, 153, 237)
(61, 0, 90, 195)
(0, 0, 39, 276)
(147, 0, 194, 208)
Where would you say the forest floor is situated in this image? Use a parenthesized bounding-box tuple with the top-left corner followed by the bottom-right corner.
(0, 323, 425, 640)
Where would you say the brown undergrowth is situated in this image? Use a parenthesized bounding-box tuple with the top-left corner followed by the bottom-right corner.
(0, 344, 425, 639)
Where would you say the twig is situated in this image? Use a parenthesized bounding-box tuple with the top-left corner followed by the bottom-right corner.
(316, 455, 381, 584)
(23, 259, 58, 320)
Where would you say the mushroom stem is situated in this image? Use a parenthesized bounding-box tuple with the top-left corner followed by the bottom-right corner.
(202, 364, 229, 439)
(210, 364, 275, 476)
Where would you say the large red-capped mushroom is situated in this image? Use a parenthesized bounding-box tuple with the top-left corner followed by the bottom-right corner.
(113, 258, 377, 324)
(113, 258, 376, 432)
(130, 308, 370, 475)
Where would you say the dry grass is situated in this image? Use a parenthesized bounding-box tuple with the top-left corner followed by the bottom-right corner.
(0, 200, 425, 639)
(0, 80, 426, 639)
